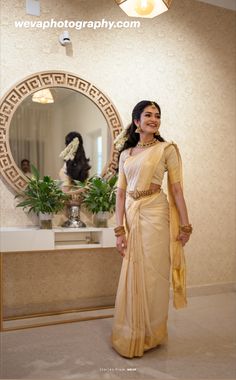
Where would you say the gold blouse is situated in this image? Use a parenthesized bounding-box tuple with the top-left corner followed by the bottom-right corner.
(117, 143, 181, 190)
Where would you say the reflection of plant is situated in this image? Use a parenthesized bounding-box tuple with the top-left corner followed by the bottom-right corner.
(82, 175, 117, 214)
(15, 165, 69, 214)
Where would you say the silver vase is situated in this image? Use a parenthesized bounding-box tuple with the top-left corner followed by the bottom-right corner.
(62, 204, 86, 228)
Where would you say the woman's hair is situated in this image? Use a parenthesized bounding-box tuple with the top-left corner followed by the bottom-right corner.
(65, 131, 91, 182)
(119, 100, 165, 154)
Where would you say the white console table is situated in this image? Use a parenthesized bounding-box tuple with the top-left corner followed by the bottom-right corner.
(0, 227, 118, 331)
(0, 227, 116, 252)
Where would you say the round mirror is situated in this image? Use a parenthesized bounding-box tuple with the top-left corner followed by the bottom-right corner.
(9, 88, 111, 179)
(0, 71, 122, 193)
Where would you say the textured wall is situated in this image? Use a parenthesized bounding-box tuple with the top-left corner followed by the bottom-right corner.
(0, 0, 235, 286)
(3, 249, 122, 317)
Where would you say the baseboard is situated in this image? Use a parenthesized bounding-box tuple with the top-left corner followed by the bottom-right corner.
(3, 282, 235, 331)
(170, 282, 236, 298)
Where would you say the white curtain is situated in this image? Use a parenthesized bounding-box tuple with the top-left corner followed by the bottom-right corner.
(10, 105, 51, 176)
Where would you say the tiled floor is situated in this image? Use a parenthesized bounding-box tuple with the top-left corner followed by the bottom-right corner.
(1, 292, 236, 379)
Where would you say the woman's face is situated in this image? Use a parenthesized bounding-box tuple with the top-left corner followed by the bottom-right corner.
(135, 105, 161, 135)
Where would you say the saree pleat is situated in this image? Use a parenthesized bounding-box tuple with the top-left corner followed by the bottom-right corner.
(111, 142, 187, 358)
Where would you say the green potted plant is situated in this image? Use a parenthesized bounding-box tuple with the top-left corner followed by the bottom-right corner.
(16, 165, 69, 229)
(82, 174, 117, 227)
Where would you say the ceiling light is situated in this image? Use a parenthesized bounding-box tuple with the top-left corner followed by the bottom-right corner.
(32, 89, 54, 104)
(115, 0, 173, 18)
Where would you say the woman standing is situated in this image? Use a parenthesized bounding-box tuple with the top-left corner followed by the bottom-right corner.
(111, 100, 192, 358)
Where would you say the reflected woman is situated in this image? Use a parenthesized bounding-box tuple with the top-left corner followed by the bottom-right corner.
(59, 131, 91, 192)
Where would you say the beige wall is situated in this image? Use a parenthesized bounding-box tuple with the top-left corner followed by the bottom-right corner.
(0, 0, 235, 287)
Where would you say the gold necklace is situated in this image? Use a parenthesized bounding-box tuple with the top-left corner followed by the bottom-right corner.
(137, 139, 158, 148)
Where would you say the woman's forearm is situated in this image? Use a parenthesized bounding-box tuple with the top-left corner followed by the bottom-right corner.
(171, 183, 189, 225)
(116, 188, 126, 226)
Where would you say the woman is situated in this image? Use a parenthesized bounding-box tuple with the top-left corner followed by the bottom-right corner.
(59, 131, 91, 191)
(111, 100, 192, 358)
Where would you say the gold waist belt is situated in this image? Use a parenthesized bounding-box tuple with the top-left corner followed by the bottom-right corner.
(127, 188, 161, 200)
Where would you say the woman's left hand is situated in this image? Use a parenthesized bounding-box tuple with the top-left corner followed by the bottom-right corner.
(177, 232, 190, 247)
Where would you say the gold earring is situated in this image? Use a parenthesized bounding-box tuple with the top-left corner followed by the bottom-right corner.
(135, 126, 141, 134)
(155, 129, 160, 136)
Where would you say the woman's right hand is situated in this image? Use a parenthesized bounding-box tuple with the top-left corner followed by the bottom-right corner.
(116, 235, 127, 257)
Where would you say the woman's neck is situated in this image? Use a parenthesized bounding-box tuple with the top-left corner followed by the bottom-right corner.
(139, 133, 155, 143)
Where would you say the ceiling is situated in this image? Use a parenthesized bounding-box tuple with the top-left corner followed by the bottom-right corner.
(195, 0, 236, 11)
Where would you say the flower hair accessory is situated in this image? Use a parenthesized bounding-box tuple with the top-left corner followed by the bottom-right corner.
(114, 128, 128, 151)
(59, 137, 79, 161)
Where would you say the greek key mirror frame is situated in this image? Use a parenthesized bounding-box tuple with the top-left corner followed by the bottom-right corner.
(0, 71, 122, 193)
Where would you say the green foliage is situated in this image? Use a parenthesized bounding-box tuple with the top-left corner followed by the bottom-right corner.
(15, 165, 69, 215)
(82, 175, 117, 214)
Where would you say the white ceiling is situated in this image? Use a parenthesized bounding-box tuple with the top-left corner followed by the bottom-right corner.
(195, 0, 236, 11)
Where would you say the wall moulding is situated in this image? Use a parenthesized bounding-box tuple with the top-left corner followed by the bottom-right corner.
(0, 71, 123, 193)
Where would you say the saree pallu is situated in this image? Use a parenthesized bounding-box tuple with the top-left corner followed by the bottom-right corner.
(111, 142, 187, 358)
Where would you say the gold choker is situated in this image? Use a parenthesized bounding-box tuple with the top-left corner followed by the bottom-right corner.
(137, 139, 157, 148)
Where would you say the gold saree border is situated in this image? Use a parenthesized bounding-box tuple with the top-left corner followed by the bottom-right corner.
(167, 142, 187, 309)
(111, 320, 168, 358)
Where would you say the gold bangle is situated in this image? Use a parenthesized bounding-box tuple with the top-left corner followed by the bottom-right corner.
(115, 230, 125, 236)
(114, 225, 125, 233)
(179, 224, 193, 234)
(114, 225, 125, 237)
(114, 229, 125, 234)
(180, 228, 192, 233)
(115, 231, 126, 237)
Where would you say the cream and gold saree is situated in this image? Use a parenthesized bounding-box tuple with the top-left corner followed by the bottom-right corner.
(111, 142, 187, 358)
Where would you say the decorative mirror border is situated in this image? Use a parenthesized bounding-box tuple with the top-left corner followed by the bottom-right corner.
(0, 71, 123, 193)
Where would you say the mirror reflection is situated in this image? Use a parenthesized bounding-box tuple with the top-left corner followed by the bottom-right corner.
(9, 88, 111, 179)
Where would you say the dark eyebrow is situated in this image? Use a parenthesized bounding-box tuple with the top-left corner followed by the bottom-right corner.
(144, 111, 160, 115)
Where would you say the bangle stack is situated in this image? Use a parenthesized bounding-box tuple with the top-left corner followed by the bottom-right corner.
(114, 225, 126, 237)
(179, 224, 193, 234)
